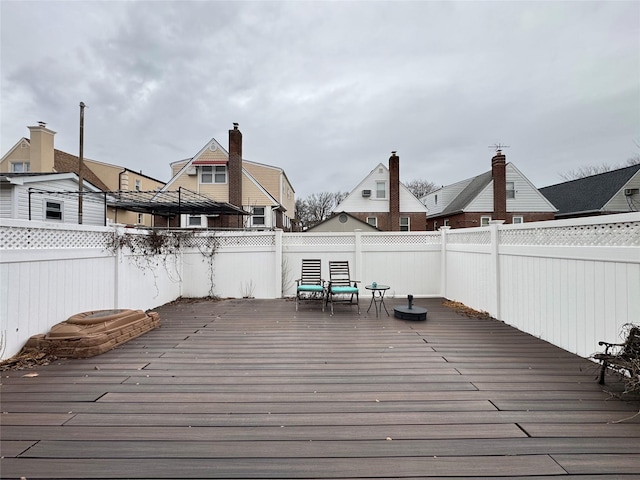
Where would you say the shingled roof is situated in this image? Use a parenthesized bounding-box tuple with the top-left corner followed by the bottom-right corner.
(54, 149, 110, 191)
(539, 164, 640, 217)
(440, 170, 493, 216)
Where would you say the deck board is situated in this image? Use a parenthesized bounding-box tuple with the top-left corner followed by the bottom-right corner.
(1, 297, 638, 479)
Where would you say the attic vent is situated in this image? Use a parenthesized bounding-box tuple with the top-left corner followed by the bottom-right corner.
(624, 188, 639, 196)
(362, 189, 371, 197)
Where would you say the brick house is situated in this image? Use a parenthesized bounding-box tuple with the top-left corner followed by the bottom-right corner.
(331, 152, 428, 231)
(421, 150, 556, 230)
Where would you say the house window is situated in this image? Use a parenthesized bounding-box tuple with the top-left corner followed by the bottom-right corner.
(376, 181, 386, 199)
(200, 165, 227, 184)
(435, 195, 438, 205)
(11, 162, 30, 173)
(443, 219, 449, 226)
(506, 182, 515, 199)
(188, 215, 202, 226)
(252, 207, 265, 226)
(480, 216, 492, 226)
(366, 217, 377, 227)
(137, 213, 144, 224)
(45, 200, 63, 221)
(512, 216, 524, 224)
(400, 217, 410, 232)
(135, 179, 141, 191)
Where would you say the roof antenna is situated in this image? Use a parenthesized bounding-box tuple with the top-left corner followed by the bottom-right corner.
(488, 143, 510, 154)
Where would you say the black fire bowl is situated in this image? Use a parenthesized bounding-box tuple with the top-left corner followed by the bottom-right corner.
(393, 305, 427, 321)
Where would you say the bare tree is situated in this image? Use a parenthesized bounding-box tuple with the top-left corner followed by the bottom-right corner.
(559, 158, 640, 181)
(559, 164, 614, 181)
(295, 191, 346, 230)
(333, 191, 348, 206)
(560, 140, 640, 181)
(404, 179, 438, 198)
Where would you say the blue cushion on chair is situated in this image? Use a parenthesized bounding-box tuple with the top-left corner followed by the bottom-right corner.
(331, 286, 358, 294)
(297, 285, 324, 292)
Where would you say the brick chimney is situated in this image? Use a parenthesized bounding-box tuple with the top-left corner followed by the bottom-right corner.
(389, 151, 400, 231)
(491, 149, 507, 221)
(228, 123, 243, 228)
(27, 122, 56, 172)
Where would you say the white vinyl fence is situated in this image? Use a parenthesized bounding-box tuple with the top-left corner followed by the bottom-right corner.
(1, 213, 638, 361)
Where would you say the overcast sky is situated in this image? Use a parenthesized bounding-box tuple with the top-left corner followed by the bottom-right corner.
(2, 0, 638, 199)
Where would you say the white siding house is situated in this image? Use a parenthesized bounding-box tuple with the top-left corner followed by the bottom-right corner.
(0, 173, 105, 226)
(420, 153, 556, 230)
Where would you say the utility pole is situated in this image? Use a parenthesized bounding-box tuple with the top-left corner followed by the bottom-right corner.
(78, 102, 86, 224)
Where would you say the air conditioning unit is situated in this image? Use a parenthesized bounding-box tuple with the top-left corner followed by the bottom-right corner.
(362, 189, 371, 197)
(624, 188, 639, 196)
(186, 167, 197, 176)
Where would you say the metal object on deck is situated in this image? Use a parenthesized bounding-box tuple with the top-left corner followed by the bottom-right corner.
(394, 294, 427, 321)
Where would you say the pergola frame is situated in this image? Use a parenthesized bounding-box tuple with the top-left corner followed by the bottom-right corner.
(28, 187, 249, 226)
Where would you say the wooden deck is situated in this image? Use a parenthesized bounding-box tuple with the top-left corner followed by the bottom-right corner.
(1, 297, 639, 479)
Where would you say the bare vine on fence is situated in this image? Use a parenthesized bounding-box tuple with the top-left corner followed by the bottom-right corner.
(105, 229, 219, 298)
(195, 234, 220, 298)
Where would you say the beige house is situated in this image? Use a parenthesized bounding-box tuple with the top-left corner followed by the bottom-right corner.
(307, 211, 379, 232)
(0, 123, 165, 226)
(162, 124, 296, 230)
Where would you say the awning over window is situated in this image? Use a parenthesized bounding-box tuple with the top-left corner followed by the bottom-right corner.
(192, 160, 227, 165)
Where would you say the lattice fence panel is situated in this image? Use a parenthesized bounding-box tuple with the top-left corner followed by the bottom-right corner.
(283, 235, 355, 247)
(0, 225, 111, 250)
(361, 234, 440, 245)
(446, 230, 491, 245)
(500, 220, 640, 247)
(215, 234, 275, 248)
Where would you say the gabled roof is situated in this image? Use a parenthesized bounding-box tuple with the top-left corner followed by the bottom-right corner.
(3, 137, 164, 191)
(53, 149, 110, 191)
(306, 211, 380, 232)
(161, 137, 286, 212)
(440, 170, 493, 215)
(335, 162, 428, 213)
(0, 172, 104, 192)
(539, 164, 640, 216)
(425, 161, 556, 219)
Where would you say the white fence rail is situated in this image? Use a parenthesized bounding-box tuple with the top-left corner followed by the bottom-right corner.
(1, 213, 638, 361)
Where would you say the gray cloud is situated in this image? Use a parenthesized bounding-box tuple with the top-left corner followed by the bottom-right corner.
(2, 0, 638, 199)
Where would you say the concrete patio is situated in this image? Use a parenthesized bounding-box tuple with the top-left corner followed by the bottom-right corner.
(1, 297, 639, 479)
